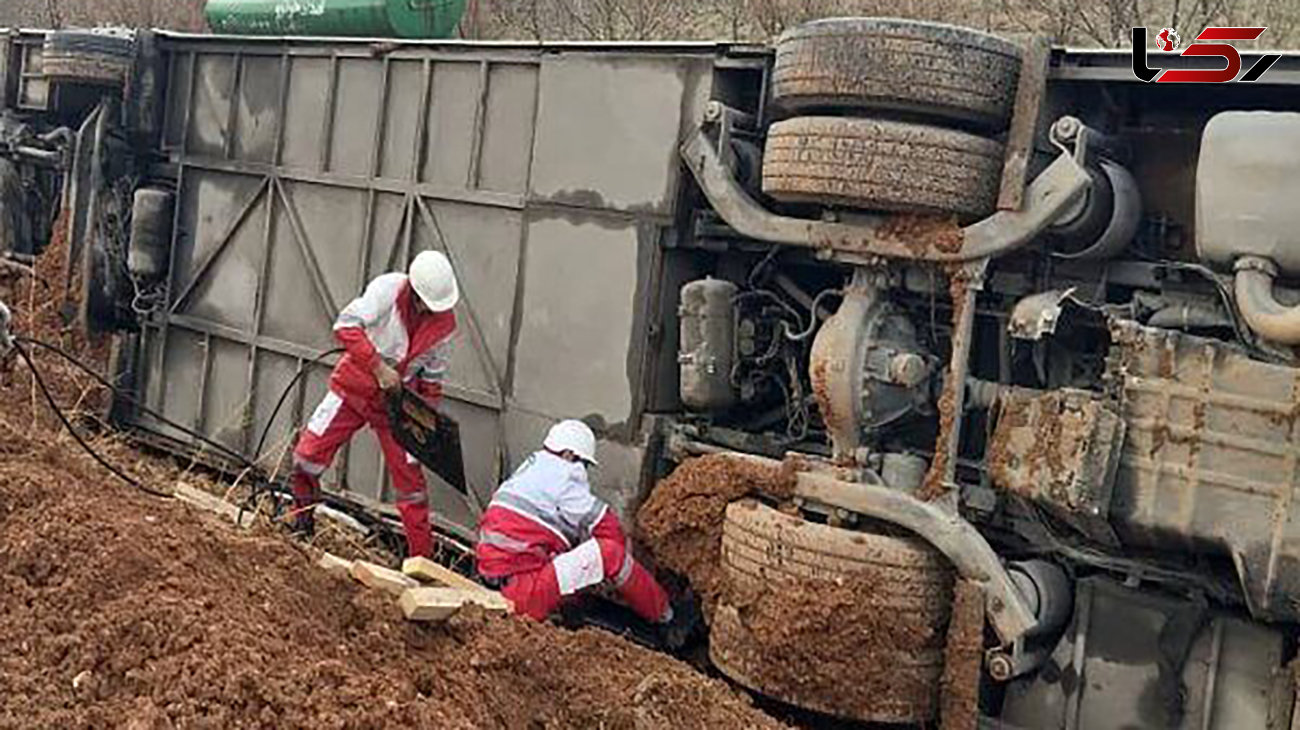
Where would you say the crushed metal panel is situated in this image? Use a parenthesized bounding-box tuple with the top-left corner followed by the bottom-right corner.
(233, 54, 281, 164)
(529, 52, 711, 214)
(423, 62, 480, 188)
(172, 170, 268, 332)
(510, 213, 644, 427)
(1109, 321, 1300, 622)
(989, 388, 1124, 544)
(279, 56, 331, 170)
(478, 63, 540, 195)
(187, 53, 236, 157)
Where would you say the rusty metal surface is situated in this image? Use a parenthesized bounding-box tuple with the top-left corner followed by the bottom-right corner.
(997, 36, 1050, 212)
(989, 388, 1124, 544)
(1109, 321, 1300, 622)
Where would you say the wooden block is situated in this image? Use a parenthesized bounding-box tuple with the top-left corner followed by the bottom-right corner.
(399, 586, 512, 623)
(402, 556, 489, 594)
(350, 560, 420, 596)
(174, 483, 255, 529)
(317, 552, 354, 577)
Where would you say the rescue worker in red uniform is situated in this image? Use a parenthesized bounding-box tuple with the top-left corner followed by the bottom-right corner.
(290, 251, 459, 558)
(476, 421, 687, 637)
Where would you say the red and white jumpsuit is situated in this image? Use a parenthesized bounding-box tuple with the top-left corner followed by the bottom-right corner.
(291, 273, 456, 558)
(476, 451, 671, 622)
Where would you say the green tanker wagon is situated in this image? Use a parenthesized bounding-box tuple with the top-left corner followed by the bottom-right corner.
(205, 0, 468, 38)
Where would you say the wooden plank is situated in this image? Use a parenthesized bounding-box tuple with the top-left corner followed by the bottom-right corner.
(351, 560, 420, 596)
(399, 586, 512, 623)
(402, 556, 489, 594)
(318, 552, 354, 577)
(174, 483, 255, 529)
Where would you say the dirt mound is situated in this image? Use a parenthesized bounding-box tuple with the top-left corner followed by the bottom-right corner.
(635, 455, 795, 614)
(0, 412, 785, 729)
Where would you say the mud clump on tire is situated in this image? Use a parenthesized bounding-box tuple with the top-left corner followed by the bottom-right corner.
(939, 580, 986, 730)
(711, 576, 948, 723)
(636, 455, 796, 616)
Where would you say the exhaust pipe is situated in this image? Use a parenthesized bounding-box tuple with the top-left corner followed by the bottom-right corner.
(1234, 256, 1300, 344)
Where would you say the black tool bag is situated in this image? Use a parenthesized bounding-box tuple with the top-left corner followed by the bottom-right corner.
(386, 387, 468, 495)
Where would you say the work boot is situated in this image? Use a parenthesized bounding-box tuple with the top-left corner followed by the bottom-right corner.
(659, 590, 702, 652)
(289, 505, 316, 538)
(289, 470, 319, 538)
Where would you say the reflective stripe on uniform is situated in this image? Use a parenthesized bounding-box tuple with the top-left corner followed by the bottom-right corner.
(553, 538, 605, 596)
(574, 503, 607, 538)
(613, 539, 635, 588)
(292, 455, 330, 476)
(478, 529, 535, 553)
(490, 491, 574, 546)
(306, 391, 344, 437)
(397, 490, 428, 506)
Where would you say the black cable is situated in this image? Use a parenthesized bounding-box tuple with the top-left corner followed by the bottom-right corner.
(16, 335, 253, 467)
(13, 341, 173, 499)
(15, 335, 341, 513)
(243, 347, 344, 522)
(252, 347, 344, 463)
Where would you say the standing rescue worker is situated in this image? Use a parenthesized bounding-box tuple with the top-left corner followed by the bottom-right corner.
(476, 420, 689, 638)
(290, 251, 459, 558)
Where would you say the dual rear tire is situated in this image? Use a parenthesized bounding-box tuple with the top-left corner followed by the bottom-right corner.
(761, 19, 1023, 222)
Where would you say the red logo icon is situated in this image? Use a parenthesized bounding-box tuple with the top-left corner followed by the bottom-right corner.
(1155, 27, 1181, 51)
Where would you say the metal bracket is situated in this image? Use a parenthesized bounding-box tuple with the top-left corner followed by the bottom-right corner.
(680, 124, 1092, 263)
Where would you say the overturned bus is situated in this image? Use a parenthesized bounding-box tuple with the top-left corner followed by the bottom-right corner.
(3, 18, 1300, 728)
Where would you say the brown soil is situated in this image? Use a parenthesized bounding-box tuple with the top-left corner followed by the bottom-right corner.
(710, 577, 947, 723)
(635, 455, 795, 616)
(0, 411, 788, 729)
(939, 580, 985, 730)
(0, 228, 786, 730)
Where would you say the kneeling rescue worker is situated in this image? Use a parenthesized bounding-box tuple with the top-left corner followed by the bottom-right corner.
(290, 251, 459, 558)
(477, 420, 693, 643)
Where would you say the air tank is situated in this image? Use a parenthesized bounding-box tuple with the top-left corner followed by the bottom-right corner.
(205, 0, 468, 39)
(679, 278, 739, 412)
(128, 188, 174, 281)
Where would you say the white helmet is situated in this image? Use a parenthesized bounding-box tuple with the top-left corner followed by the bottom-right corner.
(543, 420, 599, 465)
(409, 251, 460, 312)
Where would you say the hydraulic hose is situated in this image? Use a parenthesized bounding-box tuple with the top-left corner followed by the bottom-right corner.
(11, 341, 173, 499)
(1234, 256, 1300, 345)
